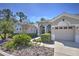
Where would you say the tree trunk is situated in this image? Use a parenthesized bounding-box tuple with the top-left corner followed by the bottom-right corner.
(20, 18, 22, 22)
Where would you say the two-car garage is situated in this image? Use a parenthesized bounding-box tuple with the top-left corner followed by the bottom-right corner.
(51, 19, 76, 42)
(51, 26, 75, 41)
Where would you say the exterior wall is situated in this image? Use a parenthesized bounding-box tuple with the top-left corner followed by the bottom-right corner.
(51, 27, 55, 41)
(51, 16, 79, 26)
(26, 27, 37, 33)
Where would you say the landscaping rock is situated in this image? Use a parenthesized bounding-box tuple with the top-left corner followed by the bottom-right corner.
(3, 46, 54, 56)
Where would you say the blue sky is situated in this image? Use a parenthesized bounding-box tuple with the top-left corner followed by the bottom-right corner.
(0, 3, 79, 23)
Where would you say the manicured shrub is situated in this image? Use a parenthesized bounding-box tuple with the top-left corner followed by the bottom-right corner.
(41, 33, 51, 42)
(27, 33, 38, 38)
(13, 34, 32, 46)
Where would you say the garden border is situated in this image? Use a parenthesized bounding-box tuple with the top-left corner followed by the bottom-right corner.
(0, 50, 13, 56)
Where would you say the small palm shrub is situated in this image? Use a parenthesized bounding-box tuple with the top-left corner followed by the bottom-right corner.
(41, 33, 51, 42)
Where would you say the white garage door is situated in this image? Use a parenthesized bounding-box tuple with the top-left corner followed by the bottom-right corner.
(52, 26, 74, 41)
(75, 30, 79, 43)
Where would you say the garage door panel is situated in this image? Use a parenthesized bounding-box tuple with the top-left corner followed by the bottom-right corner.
(55, 29, 74, 41)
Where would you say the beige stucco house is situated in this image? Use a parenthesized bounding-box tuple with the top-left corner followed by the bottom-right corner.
(38, 12, 79, 43)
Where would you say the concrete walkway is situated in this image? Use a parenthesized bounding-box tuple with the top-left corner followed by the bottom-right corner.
(32, 42, 54, 48)
(55, 41, 79, 56)
(39, 43, 54, 48)
(31, 37, 54, 48)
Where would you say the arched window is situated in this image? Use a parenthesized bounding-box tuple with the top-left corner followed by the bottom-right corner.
(40, 25, 45, 34)
(62, 19, 65, 21)
(47, 24, 51, 33)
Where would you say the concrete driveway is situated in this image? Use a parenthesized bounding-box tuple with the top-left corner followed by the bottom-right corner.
(54, 41, 79, 56)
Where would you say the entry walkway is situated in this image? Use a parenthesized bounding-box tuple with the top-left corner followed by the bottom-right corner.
(31, 37, 54, 48)
(55, 41, 79, 56)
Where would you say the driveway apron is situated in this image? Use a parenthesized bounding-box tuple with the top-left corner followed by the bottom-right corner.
(55, 41, 79, 56)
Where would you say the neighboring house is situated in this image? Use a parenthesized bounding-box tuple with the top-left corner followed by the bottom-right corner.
(14, 20, 38, 34)
(21, 24, 37, 34)
(38, 12, 79, 43)
(14, 21, 22, 33)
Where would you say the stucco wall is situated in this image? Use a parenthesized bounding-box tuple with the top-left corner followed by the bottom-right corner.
(26, 27, 37, 33)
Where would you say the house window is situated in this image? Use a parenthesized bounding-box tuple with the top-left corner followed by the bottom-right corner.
(59, 27, 62, 29)
(55, 27, 58, 29)
(62, 19, 65, 21)
(69, 26, 72, 29)
(17, 28, 18, 30)
(20, 28, 21, 30)
(52, 27, 55, 29)
(77, 27, 79, 29)
(64, 27, 67, 29)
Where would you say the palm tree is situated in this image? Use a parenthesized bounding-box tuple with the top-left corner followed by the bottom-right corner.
(2, 9, 13, 20)
(16, 12, 27, 22)
(40, 18, 46, 21)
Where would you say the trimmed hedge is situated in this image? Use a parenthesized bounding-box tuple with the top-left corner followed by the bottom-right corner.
(41, 33, 51, 42)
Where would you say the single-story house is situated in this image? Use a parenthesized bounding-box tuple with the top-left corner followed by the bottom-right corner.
(38, 12, 79, 43)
